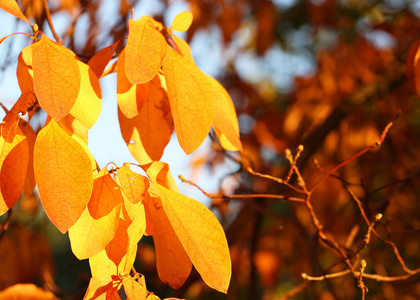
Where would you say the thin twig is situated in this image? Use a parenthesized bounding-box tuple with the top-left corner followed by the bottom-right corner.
(43, 0, 62, 44)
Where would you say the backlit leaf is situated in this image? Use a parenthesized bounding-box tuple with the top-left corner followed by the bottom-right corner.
(125, 17, 167, 84)
(0, 0, 30, 25)
(208, 76, 242, 152)
(162, 46, 214, 154)
(33, 119, 93, 233)
(173, 35, 194, 63)
(83, 277, 120, 300)
(117, 163, 149, 204)
(69, 168, 123, 260)
(171, 11, 193, 32)
(88, 39, 121, 78)
(0, 126, 29, 215)
(123, 276, 148, 300)
(117, 49, 147, 119)
(32, 34, 81, 121)
(19, 119, 36, 196)
(69, 61, 102, 128)
(118, 75, 173, 164)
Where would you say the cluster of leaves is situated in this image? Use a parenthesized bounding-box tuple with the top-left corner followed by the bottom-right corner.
(0, 1, 243, 299)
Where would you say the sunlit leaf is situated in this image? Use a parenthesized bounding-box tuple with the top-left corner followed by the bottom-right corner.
(19, 119, 36, 197)
(173, 35, 194, 63)
(69, 168, 123, 260)
(58, 114, 89, 145)
(162, 46, 214, 154)
(171, 11, 193, 32)
(33, 119, 93, 233)
(88, 39, 121, 78)
(208, 76, 242, 152)
(0, 0, 30, 25)
(117, 163, 149, 204)
(0, 126, 29, 215)
(83, 277, 120, 300)
(123, 276, 148, 300)
(125, 17, 167, 84)
(117, 49, 147, 119)
(32, 34, 81, 121)
(118, 75, 173, 164)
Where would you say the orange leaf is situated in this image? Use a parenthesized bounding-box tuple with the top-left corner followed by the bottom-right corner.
(123, 276, 148, 300)
(144, 162, 230, 293)
(125, 17, 167, 84)
(19, 119, 36, 196)
(83, 277, 120, 300)
(32, 35, 81, 121)
(171, 11, 193, 32)
(146, 189, 192, 289)
(118, 74, 173, 164)
(33, 119, 94, 233)
(0, 283, 60, 300)
(88, 39, 122, 78)
(0, 126, 29, 215)
(116, 163, 149, 204)
(69, 60, 102, 128)
(208, 76, 242, 152)
(58, 114, 89, 145)
(162, 46, 214, 154)
(69, 168, 123, 259)
(0, 0, 30, 25)
(117, 49, 147, 119)
(17, 44, 35, 95)
(173, 35, 194, 63)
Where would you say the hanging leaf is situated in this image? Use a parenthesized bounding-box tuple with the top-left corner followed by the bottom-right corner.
(208, 76, 242, 152)
(173, 35, 194, 63)
(123, 276, 148, 300)
(0, 0, 30, 25)
(162, 46, 214, 154)
(171, 11, 193, 32)
(0, 126, 29, 215)
(116, 163, 149, 204)
(69, 168, 123, 260)
(33, 119, 93, 233)
(19, 119, 36, 197)
(117, 49, 147, 119)
(83, 277, 120, 300)
(32, 34, 81, 121)
(88, 39, 122, 78)
(17, 44, 34, 95)
(118, 74, 173, 164)
(125, 16, 167, 84)
(69, 60, 102, 129)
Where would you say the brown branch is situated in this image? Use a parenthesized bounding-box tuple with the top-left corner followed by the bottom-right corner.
(43, 0, 62, 44)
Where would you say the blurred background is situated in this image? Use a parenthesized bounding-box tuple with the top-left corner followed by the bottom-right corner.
(1, 0, 420, 299)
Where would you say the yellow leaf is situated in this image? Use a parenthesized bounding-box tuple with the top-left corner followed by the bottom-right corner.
(58, 114, 89, 145)
(0, 126, 29, 215)
(123, 276, 148, 300)
(32, 35, 81, 121)
(171, 11, 193, 32)
(69, 168, 123, 260)
(117, 49, 147, 119)
(125, 17, 167, 84)
(33, 119, 93, 233)
(173, 35, 194, 63)
(154, 184, 231, 293)
(116, 163, 149, 204)
(17, 44, 35, 95)
(0, 0, 30, 25)
(118, 75, 173, 164)
(208, 76, 243, 152)
(162, 47, 214, 154)
(69, 60, 102, 129)
(83, 277, 120, 300)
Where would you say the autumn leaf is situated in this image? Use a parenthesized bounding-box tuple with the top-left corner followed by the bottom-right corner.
(173, 35, 194, 63)
(17, 44, 35, 97)
(58, 114, 89, 145)
(162, 46, 214, 154)
(33, 119, 93, 233)
(123, 276, 148, 300)
(116, 163, 149, 204)
(0, 283, 60, 300)
(32, 34, 81, 121)
(83, 277, 120, 300)
(208, 76, 243, 152)
(19, 119, 36, 196)
(0, 0, 30, 25)
(69, 60, 102, 129)
(144, 162, 231, 293)
(0, 126, 29, 215)
(69, 168, 123, 260)
(118, 74, 174, 164)
(125, 16, 167, 84)
(171, 11, 193, 32)
(88, 39, 122, 78)
(406, 37, 420, 96)
(117, 49, 147, 119)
